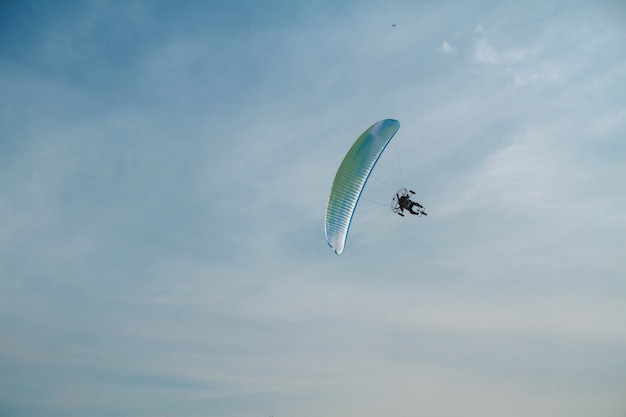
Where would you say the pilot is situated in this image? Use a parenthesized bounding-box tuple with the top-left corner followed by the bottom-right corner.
(397, 190, 426, 216)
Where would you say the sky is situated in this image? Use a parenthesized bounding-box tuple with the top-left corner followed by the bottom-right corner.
(1, 0, 625, 416)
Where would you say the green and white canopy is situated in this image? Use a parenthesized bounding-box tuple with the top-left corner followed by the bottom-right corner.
(325, 119, 400, 255)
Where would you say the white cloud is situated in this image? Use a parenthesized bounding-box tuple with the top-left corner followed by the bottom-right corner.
(473, 37, 498, 63)
(513, 72, 539, 85)
(473, 35, 537, 66)
(441, 41, 457, 54)
(2, 2, 626, 417)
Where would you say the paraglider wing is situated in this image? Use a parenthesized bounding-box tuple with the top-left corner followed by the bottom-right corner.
(325, 119, 400, 255)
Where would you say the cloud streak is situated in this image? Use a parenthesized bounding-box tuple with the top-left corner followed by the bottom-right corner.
(1, 1, 625, 416)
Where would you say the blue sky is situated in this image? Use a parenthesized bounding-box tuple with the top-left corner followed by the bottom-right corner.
(1, 1, 625, 416)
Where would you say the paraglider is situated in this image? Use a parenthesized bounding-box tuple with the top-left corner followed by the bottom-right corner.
(324, 119, 426, 255)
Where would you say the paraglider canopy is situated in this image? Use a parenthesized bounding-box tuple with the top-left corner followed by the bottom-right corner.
(325, 119, 400, 255)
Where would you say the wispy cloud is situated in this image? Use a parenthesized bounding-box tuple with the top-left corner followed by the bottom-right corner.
(473, 37, 499, 63)
(1, 1, 625, 417)
(472, 35, 536, 65)
(441, 40, 457, 54)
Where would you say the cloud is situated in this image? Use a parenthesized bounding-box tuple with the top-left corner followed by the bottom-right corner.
(441, 41, 457, 54)
(1, 1, 626, 417)
(473, 37, 499, 63)
(471, 23, 539, 67)
(473, 37, 536, 65)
